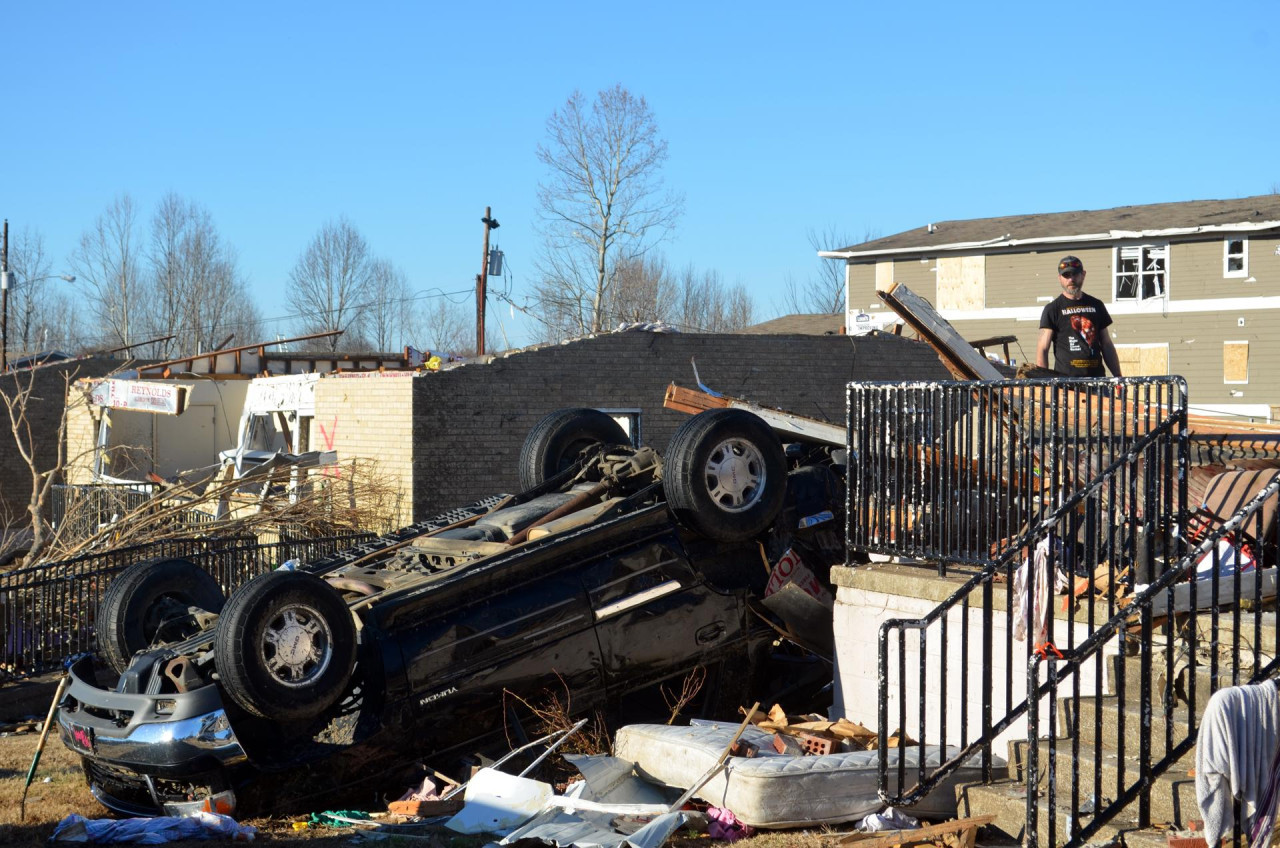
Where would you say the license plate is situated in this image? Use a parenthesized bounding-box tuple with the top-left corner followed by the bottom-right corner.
(66, 722, 96, 755)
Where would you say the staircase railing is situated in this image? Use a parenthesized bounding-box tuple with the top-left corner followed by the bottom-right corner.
(1027, 472, 1280, 847)
(846, 378, 1188, 812)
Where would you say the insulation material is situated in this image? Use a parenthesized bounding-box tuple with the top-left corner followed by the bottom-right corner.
(934, 255, 985, 311)
(614, 721, 997, 827)
(1225, 341, 1249, 383)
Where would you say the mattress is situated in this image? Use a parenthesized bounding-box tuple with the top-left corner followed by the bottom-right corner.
(613, 720, 1000, 827)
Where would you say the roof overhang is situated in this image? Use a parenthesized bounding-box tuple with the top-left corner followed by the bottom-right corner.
(820, 219, 1280, 261)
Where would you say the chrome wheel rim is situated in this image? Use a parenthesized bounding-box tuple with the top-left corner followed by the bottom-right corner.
(259, 603, 333, 687)
(703, 437, 766, 512)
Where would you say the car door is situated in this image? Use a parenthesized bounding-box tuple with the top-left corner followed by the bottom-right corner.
(580, 536, 745, 696)
(393, 567, 604, 752)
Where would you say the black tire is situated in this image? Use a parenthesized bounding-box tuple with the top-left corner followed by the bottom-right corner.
(664, 409, 787, 542)
(97, 558, 225, 674)
(214, 571, 356, 721)
(518, 408, 629, 491)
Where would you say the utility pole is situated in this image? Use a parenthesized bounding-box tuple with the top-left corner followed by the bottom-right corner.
(476, 207, 499, 357)
(2, 219, 9, 372)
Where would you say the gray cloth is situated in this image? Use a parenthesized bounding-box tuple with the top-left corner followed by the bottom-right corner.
(1195, 681, 1280, 846)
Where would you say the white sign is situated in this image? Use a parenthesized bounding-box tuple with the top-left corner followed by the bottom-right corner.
(89, 380, 189, 415)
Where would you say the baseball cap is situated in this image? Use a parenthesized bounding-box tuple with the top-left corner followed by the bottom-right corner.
(1058, 256, 1084, 275)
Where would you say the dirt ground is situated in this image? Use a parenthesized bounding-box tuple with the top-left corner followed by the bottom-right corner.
(0, 717, 844, 848)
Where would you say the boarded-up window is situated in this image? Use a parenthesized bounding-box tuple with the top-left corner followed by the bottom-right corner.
(1115, 344, 1169, 377)
(935, 256, 985, 311)
(874, 261, 895, 292)
(1224, 341, 1249, 384)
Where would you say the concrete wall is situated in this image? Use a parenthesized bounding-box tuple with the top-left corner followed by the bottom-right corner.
(407, 331, 951, 519)
(831, 564, 1119, 753)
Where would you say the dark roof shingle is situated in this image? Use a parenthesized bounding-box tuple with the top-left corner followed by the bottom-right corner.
(832, 194, 1280, 257)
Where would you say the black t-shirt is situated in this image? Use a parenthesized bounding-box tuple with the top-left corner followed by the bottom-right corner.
(1039, 293, 1113, 376)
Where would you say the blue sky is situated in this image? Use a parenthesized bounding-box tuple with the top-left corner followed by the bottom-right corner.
(4, 2, 1277, 350)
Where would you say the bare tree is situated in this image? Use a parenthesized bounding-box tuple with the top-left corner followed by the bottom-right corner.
(287, 217, 375, 351)
(533, 85, 684, 340)
(5, 227, 81, 356)
(606, 254, 676, 325)
(673, 265, 754, 332)
(69, 194, 144, 350)
(417, 297, 473, 356)
(145, 193, 257, 357)
(0, 368, 82, 564)
(365, 259, 412, 351)
(782, 225, 871, 315)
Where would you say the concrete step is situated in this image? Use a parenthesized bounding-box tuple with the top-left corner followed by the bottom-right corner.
(1029, 740, 1200, 831)
(956, 775, 1237, 847)
(1068, 694, 1197, 761)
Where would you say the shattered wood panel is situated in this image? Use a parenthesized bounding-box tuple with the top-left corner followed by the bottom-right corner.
(935, 255, 985, 312)
(877, 283, 1004, 380)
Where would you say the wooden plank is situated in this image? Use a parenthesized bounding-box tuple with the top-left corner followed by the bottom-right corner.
(838, 814, 996, 847)
(663, 384, 730, 415)
(664, 384, 846, 445)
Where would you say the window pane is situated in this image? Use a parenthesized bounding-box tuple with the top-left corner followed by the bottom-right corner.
(1117, 274, 1138, 299)
(1228, 256, 1244, 272)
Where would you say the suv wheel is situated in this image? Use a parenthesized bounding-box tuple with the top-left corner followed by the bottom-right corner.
(518, 408, 628, 490)
(98, 558, 225, 674)
(664, 409, 786, 542)
(214, 571, 355, 721)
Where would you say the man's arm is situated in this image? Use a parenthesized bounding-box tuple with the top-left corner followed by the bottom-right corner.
(1100, 332, 1123, 377)
(1036, 328, 1054, 369)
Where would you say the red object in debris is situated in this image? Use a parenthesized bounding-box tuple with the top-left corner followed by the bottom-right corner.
(729, 740, 759, 758)
(793, 731, 836, 756)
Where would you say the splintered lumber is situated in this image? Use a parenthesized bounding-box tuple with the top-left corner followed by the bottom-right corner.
(837, 814, 996, 848)
(664, 384, 845, 446)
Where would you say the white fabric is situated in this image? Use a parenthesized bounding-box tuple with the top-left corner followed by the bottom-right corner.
(1195, 682, 1280, 846)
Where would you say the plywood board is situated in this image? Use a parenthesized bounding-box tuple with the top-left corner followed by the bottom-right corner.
(1115, 343, 1169, 377)
(875, 261, 895, 292)
(935, 255, 985, 311)
(1225, 341, 1249, 383)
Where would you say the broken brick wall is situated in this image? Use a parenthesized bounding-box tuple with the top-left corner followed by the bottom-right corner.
(407, 331, 950, 520)
(0, 360, 120, 531)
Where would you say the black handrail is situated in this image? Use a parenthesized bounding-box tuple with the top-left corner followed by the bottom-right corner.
(849, 377, 1189, 820)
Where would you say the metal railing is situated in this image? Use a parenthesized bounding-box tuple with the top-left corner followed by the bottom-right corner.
(51, 483, 216, 543)
(1027, 473, 1280, 847)
(0, 531, 374, 681)
(847, 378, 1188, 816)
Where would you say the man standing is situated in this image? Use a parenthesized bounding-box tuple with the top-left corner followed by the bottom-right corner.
(1036, 255, 1123, 377)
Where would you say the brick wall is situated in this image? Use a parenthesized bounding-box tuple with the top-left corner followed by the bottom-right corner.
(0, 360, 119, 526)
(409, 331, 949, 519)
(314, 371, 417, 526)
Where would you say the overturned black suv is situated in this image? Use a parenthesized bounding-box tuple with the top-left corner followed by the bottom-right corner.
(57, 407, 845, 816)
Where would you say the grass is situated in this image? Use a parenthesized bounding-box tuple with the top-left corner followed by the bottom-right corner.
(0, 707, 845, 848)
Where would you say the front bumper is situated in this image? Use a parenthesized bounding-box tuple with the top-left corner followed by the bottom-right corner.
(57, 656, 250, 815)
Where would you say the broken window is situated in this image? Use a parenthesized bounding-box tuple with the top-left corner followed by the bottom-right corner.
(1114, 244, 1167, 300)
(1224, 237, 1248, 278)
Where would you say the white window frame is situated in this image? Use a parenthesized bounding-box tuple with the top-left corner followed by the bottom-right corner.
(1113, 244, 1168, 301)
(1223, 237, 1249, 278)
